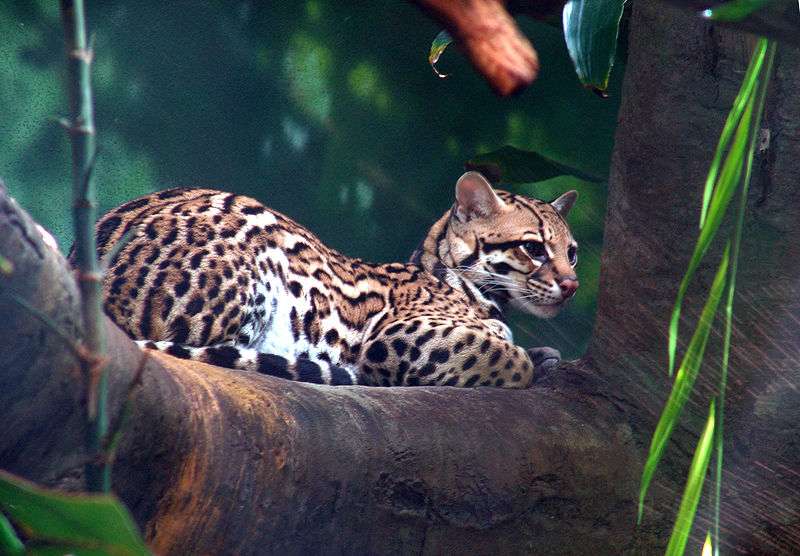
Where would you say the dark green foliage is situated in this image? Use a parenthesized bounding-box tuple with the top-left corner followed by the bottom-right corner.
(1, 1, 622, 357)
(466, 145, 606, 184)
(562, 0, 627, 94)
(0, 470, 150, 556)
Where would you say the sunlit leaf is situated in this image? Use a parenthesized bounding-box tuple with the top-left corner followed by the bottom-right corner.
(668, 92, 754, 376)
(562, 0, 627, 95)
(665, 400, 716, 556)
(428, 30, 453, 79)
(639, 245, 729, 524)
(700, 39, 768, 228)
(701, 0, 773, 21)
(466, 145, 605, 185)
(0, 470, 150, 556)
(702, 532, 713, 556)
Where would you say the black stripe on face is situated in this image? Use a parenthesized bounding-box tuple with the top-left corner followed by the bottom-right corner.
(483, 240, 524, 252)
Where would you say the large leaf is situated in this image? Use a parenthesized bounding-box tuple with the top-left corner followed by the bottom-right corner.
(638, 245, 729, 524)
(665, 400, 716, 556)
(428, 30, 453, 79)
(0, 471, 150, 556)
(466, 145, 605, 185)
(562, 0, 627, 95)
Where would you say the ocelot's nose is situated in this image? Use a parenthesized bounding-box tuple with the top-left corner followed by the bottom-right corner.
(559, 278, 579, 300)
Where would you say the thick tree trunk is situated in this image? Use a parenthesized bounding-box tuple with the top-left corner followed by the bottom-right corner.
(1, 2, 799, 555)
(590, 1, 800, 553)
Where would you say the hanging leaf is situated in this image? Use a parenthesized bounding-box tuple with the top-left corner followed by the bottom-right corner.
(0, 471, 151, 556)
(639, 245, 729, 524)
(0, 513, 23, 556)
(562, 0, 627, 95)
(466, 146, 605, 185)
(668, 72, 759, 376)
(701, 0, 773, 21)
(702, 532, 713, 556)
(428, 30, 453, 79)
(699, 39, 768, 228)
(664, 400, 716, 556)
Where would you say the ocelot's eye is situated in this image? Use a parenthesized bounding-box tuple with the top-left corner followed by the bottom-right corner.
(523, 241, 547, 261)
(568, 245, 578, 266)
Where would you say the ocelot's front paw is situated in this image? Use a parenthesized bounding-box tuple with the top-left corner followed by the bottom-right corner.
(527, 346, 561, 377)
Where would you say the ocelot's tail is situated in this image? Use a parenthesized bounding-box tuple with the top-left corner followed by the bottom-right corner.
(136, 341, 359, 386)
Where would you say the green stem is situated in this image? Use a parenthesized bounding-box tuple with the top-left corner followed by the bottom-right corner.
(59, 0, 108, 493)
(713, 39, 776, 556)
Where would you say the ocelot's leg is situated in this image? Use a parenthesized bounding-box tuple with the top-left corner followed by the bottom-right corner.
(359, 322, 535, 388)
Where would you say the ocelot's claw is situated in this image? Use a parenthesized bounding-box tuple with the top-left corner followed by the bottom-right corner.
(527, 346, 561, 376)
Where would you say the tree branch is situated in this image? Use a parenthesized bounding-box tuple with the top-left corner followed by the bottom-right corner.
(0, 185, 640, 555)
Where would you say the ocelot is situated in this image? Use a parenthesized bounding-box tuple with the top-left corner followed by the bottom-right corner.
(84, 171, 579, 388)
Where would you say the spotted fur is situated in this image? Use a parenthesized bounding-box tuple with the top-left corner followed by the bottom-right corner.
(80, 172, 578, 387)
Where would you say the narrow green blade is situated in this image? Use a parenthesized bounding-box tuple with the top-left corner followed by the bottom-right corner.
(0, 471, 150, 556)
(712, 40, 777, 556)
(428, 30, 453, 78)
(562, 0, 627, 95)
(639, 246, 729, 523)
(0, 512, 23, 556)
(665, 400, 717, 556)
(466, 145, 605, 185)
(703, 532, 713, 556)
(699, 39, 768, 228)
(668, 93, 754, 376)
(701, 0, 773, 22)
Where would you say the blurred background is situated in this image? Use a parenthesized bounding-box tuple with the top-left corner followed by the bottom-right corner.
(0, 0, 623, 357)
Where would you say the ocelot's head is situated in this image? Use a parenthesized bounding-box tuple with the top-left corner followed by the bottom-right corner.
(415, 172, 579, 319)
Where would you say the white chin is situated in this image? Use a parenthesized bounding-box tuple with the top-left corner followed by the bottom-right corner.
(510, 298, 564, 319)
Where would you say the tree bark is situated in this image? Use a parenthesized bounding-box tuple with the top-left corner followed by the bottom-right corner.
(0, 184, 636, 554)
(2, 2, 800, 555)
(590, 1, 800, 553)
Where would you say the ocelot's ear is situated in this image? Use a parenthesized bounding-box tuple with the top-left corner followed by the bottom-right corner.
(550, 190, 578, 218)
(454, 172, 504, 221)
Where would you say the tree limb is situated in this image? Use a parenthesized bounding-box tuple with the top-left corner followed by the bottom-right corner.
(0, 184, 639, 554)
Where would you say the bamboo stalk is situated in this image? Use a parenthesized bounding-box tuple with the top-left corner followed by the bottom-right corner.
(59, 0, 109, 493)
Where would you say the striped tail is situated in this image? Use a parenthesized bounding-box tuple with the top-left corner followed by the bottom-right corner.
(136, 341, 359, 386)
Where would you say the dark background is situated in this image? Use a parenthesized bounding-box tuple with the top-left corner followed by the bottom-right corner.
(0, 1, 623, 356)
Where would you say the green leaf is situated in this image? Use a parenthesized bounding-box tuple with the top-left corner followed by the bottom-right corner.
(0, 254, 13, 276)
(562, 0, 627, 95)
(466, 145, 605, 185)
(639, 245, 729, 524)
(428, 30, 453, 79)
(665, 399, 716, 556)
(668, 91, 755, 376)
(711, 40, 776, 556)
(0, 512, 24, 556)
(703, 532, 713, 556)
(0, 471, 150, 556)
(699, 39, 768, 228)
(701, 0, 773, 22)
